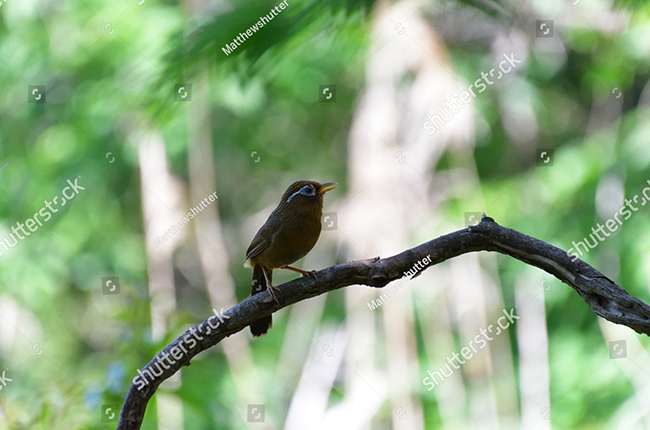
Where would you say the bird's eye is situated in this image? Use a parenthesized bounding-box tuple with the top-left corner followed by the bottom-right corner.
(302, 185, 315, 195)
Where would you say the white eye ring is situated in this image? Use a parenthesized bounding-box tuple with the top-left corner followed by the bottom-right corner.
(301, 185, 315, 196)
(287, 185, 316, 202)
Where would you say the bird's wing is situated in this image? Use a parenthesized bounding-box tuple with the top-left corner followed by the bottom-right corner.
(245, 217, 278, 260)
(245, 205, 284, 263)
(246, 236, 271, 260)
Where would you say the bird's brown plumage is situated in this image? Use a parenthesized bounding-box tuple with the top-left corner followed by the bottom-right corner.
(246, 180, 337, 336)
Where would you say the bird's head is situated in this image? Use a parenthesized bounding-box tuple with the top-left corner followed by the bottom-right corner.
(280, 180, 337, 208)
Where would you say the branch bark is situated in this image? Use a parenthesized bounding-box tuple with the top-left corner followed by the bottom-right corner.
(117, 215, 650, 429)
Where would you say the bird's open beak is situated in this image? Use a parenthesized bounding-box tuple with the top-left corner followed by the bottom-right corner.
(318, 182, 338, 194)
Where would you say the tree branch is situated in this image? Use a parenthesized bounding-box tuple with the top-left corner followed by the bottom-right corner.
(117, 215, 650, 429)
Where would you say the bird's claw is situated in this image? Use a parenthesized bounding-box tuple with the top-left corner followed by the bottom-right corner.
(267, 284, 280, 304)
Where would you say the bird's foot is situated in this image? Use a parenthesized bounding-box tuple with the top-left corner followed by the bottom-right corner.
(267, 283, 280, 304)
(281, 265, 317, 278)
(304, 269, 318, 279)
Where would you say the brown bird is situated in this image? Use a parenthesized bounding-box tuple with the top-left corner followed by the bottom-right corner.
(245, 180, 337, 337)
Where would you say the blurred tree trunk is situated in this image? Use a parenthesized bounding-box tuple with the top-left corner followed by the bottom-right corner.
(515, 274, 551, 430)
(340, 1, 475, 427)
(186, 61, 262, 407)
(139, 129, 186, 430)
(337, 0, 517, 428)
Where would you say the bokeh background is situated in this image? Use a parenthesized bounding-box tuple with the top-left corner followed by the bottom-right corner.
(1, 0, 650, 428)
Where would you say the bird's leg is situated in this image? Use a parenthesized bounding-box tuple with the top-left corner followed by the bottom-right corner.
(281, 265, 318, 278)
(261, 267, 280, 303)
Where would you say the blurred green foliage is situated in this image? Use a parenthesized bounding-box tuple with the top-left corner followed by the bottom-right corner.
(1, 0, 650, 428)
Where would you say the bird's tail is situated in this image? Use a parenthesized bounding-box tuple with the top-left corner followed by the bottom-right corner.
(250, 265, 272, 337)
